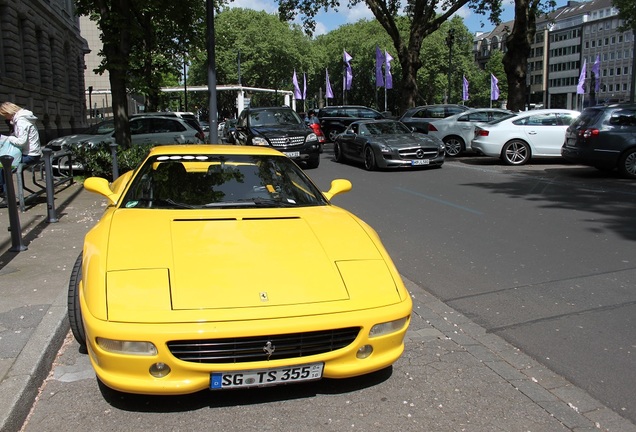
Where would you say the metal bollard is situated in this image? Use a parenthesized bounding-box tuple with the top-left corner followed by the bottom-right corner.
(109, 142, 119, 181)
(42, 148, 58, 223)
(0, 155, 27, 251)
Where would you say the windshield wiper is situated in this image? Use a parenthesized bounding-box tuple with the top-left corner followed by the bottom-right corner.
(203, 197, 295, 208)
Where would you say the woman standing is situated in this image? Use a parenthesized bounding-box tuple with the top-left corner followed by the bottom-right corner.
(0, 102, 43, 206)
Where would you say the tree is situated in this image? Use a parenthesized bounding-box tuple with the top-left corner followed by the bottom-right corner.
(188, 9, 319, 117)
(75, 0, 215, 148)
(502, 0, 554, 111)
(612, 0, 636, 102)
(277, 0, 503, 112)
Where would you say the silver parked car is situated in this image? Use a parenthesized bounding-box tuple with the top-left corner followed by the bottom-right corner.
(398, 104, 470, 134)
(50, 115, 203, 151)
(333, 119, 445, 171)
(428, 108, 513, 157)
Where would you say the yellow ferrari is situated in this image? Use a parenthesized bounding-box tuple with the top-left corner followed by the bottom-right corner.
(68, 145, 412, 395)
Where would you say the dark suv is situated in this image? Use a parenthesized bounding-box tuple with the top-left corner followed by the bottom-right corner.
(317, 105, 385, 142)
(234, 106, 321, 168)
(562, 104, 636, 179)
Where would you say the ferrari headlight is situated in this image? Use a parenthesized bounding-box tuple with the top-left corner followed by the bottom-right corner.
(252, 136, 269, 146)
(369, 317, 408, 338)
(97, 338, 158, 356)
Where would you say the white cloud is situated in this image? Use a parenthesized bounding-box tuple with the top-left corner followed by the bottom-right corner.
(343, 3, 374, 23)
(313, 21, 329, 36)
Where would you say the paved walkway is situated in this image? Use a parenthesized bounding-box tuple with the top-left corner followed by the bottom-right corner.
(0, 178, 634, 432)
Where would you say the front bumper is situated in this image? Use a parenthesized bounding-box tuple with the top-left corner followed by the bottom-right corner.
(270, 141, 321, 161)
(81, 295, 412, 395)
(561, 145, 619, 169)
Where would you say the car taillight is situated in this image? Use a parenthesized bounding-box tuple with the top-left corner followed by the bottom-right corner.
(428, 124, 438, 132)
(476, 129, 489, 137)
(196, 132, 205, 141)
(580, 128, 600, 138)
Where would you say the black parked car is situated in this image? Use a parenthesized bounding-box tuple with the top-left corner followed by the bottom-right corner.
(317, 105, 385, 142)
(234, 107, 321, 168)
(562, 104, 636, 179)
(399, 104, 470, 133)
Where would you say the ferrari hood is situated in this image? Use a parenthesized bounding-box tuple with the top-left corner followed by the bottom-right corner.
(104, 208, 397, 317)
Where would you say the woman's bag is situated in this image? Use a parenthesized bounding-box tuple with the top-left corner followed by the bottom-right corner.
(0, 138, 22, 167)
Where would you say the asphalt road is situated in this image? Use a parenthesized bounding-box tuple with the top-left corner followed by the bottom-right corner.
(309, 150, 636, 424)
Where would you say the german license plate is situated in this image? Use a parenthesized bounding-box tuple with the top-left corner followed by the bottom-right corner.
(284, 151, 301, 158)
(210, 363, 324, 389)
(412, 159, 430, 166)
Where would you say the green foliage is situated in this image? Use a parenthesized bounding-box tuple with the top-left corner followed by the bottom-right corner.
(188, 8, 319, 118)
(613, 0, 636, 31)
(68, 142, 153, 180)
(313, 19, 396, 111)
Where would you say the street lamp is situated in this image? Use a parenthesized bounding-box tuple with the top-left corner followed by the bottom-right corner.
(446, 28, 455, 104)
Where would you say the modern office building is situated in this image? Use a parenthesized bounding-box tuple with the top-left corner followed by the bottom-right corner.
(474, 0, 634, 110)
(0, 0, 88, 140)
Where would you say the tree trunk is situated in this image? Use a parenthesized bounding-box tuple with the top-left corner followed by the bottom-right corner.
(398, 53, 420, 110)
(101, 0, 133, 149)
(503, 0, 536, 111)
(109, 69, 131, 149)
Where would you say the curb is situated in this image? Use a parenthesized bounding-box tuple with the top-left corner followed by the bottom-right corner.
(0, 289, 70, 432)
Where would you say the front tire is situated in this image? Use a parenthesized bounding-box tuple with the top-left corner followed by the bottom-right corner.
(363, 146, 377, 171)
(327, 129, 340, 143)
(617, 148, 636, 179)
(443, 136, 465, 157)
(305, 154, 320, 169)
(68, 253, 86, 349)
(334, 142, 345, 163)
(501, 140, 530, 165)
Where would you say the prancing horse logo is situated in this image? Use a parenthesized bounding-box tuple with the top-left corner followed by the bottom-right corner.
(263, 341, 275, 359)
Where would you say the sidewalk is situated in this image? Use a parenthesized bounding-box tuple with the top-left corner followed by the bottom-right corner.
(0, 181, 105, 432)
(1, 180, 634, 432)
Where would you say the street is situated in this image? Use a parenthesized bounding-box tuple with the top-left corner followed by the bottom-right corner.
(310, 150, 636, 424)
(19, 148, 636, 430)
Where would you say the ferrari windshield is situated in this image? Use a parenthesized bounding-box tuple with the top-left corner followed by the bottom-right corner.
(121, 154, 328, 209)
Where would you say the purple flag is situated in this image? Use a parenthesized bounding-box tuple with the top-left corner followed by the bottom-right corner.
(344, 50, 353, 90)
(303, 73, 307, 100)
(462, 75, 469, 101)
(343, 50, 352, 65)
(375, 46, 384, 88)
(292, 70, 302, 100)
(385, 51, 393, 89)
(326, 69, 334, 99)
(591, 55, 601, 92)
(490, 73, 500, 101)
(577, 59, 586, 95)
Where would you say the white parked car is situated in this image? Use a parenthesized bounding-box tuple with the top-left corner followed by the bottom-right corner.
(471, 109, 580, 165)
(427, 108, 513, 156)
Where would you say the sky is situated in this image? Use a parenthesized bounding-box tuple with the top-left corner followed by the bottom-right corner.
(227, 0, 573, 36)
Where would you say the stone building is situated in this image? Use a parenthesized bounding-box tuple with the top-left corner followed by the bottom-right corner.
(0, 0, 88, 142)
